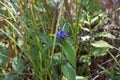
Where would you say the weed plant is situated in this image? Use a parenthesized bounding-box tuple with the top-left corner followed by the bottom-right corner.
(0, 0, 120, 80)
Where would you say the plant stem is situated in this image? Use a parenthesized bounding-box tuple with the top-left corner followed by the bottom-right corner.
(51, 0, 64, 62)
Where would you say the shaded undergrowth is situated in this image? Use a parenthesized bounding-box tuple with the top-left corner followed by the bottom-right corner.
(0, 0, 120, 80)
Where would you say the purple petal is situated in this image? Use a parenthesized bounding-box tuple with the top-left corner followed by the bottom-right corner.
(56, 30, 69, 41)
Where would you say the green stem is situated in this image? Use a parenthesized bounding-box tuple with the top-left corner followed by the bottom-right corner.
(108, 51, 120, 68)
(51, 0, 64, 62)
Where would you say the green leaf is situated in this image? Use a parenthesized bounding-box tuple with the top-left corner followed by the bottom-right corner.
(116, 7, 120, 11)
(59, 42, 76, 68)
(81, 35, 90, 41)
(66, 37, 75, 47)
(61, 63, 76, 80)
(4, 73, 18, 80)
(0, 42, 5, 47)
(39, 32, 49, 43)
(11, 56, 25, 74)
(79, 55, 91, 65)
(43, 40, 54, 52)
(76, 76, 88, 80)
(95, 32, 116, 39)
(91, 16, 99, 24)
(0, 47, 8, 67)
(91, 40, 113, 49)
(91, 47, 109, 56)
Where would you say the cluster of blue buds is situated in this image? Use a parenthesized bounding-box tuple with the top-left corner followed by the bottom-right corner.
(56, 30, 68, 41)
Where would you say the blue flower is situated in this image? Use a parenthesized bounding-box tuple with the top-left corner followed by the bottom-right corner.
(56, 30, 68, 41)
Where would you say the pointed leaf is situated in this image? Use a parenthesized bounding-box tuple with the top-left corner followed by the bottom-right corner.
(43, 40, 54, 52)
(91, 47, 109, 56)
(76, 76, 88, 80)
(61, 63, 76, 80)
(11, 56, 24, 74)
(95, 32, 116, 39)
(91, 40, 113, 48)
(59, 42, 76, 68)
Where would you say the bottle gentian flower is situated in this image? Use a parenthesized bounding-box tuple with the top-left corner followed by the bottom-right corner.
(56, 30, 68, 41)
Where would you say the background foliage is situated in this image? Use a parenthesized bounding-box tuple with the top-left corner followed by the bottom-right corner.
(0, 0, 120, 80)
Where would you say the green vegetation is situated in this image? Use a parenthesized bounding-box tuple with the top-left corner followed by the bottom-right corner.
(0, 0, 120, 80)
